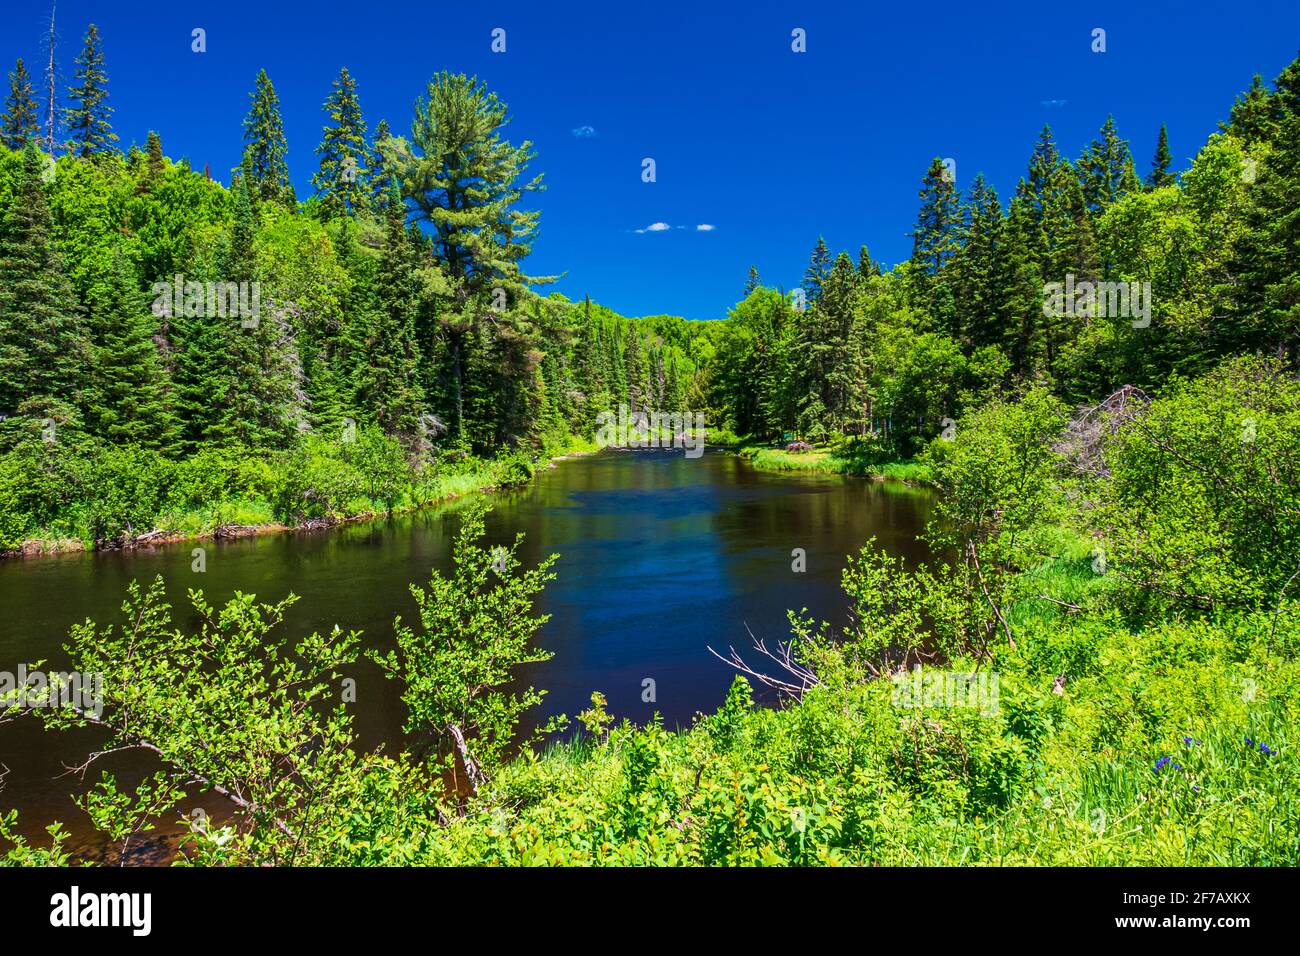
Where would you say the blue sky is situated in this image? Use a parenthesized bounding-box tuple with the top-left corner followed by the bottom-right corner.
(5, 0, 1298, 319)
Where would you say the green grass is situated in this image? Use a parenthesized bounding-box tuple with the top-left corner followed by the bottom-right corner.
(735, 439, 934, 485)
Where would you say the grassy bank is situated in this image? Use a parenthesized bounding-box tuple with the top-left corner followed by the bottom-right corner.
(1, 429, 601, 558)
(733, 438, 934, 485)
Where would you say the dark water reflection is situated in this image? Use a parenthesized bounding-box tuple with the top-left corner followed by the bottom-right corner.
(0, 448, 933, 852)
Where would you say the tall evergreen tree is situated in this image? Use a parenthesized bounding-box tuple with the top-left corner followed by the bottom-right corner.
(65, 24, 116, 158)
(952, 173, 1003, 350)
(803, 237, 832, 304)
(857, 244, 881, 278)
(1, 59, 40, 150)
(1223, 74, 1281, 145)
(1078, 115, 1140, 216)
(0, 146, 87, 415)
(145, 130, 164, 179)
(743, 264, 759, 296)
(388, 72, 551, 437)
(355, 181, 425, 448)
(911, 158, 961, 277)
(1146, 123, 1177, 189)
(312, 67, 370, 219)
(368, 118, 393, 209)
(83, 247, 176, 447)
(242, 70, 292, 204)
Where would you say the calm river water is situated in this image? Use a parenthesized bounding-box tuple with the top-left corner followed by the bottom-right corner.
(0, 448, 934, 856)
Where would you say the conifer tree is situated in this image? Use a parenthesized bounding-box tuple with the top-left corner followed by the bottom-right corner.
(312, 67, 370, 219)
(1078, 116, 1140, 216)
(65, 24, 116, 158)
(952, 173, 1003, 350)
(803, 237, 832, 304)
(368, 118, 393, 210)
(145, 130, 164, 179)
(743, 264, 759, 296)
(83, 247, 176, 448)
(1, 59, 40, 150)
(1146, 124, 1177, 189)
(355, 181, 425, 449)
(624, 324, 646, 410)
(857, 244, 881, 278)
(997, 191, 1046, 381)
(911, 158, 961, 278)
(242, 70, 292, 204)
(1224, 74, 1280, 145)
(0, 146, 88, 415)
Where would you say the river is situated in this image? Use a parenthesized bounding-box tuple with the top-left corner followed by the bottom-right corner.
(0, 448, 934, 857)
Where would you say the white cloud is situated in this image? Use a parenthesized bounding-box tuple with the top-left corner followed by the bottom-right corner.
(634, 221, 672, 234)
(696, 223, 716, 231)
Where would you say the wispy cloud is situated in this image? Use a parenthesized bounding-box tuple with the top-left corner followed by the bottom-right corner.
(634, 221, 672, 234)
(1040, 99, 1068, 109)
(571, 125, 598, 138)
(696, 223, 716, 231)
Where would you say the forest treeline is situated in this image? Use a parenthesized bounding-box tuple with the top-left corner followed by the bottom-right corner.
(3, 29, 1299, 551)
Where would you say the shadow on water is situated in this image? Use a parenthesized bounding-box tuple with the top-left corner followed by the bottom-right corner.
(0, 448, 934, 854)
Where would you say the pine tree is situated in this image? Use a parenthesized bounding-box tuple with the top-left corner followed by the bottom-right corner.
(1231, 57, 1300, 363)
(743, 264, 759, 296)
(624, 324, 646, 410)
(1078, 115, 1140, 216)
(1224, 74, 1280, 145)
(0, 146, 88, 415)
(1146, 124, 1177, 189)
(368, 118, 393, 210)
(242, 70, 292, 204)
(857, 244, 881, 278)
(1, 59, 40, 150)
(803, 237, 832, 304)
(911, 158, 961, 277)
(83, 247, 176, 447)
(355, 180, 425, 448)
(997, 191, 1046, 381)
(145, 130, 164, 179)
(65, 24, 116, 158)
(312, 67, 370, 219)
(952, 173, 1003, 350)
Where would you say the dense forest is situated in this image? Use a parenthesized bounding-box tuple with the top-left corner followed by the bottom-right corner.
(0, 23, 1297, 865)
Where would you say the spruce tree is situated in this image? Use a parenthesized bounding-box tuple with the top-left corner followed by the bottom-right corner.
(312, 67, 370, 219)
(803, 237, 832, 304)
(145, 130, 165, 179)
(1146, 124, 1177, 189)
(857, 244, 881, 278)
(0, 146, 88, 415)
(84, 247, 176, 447)
(355, 181, 425, 448)
(1224, 74, 1280, 145)
(1078, 116, 1140, 216)
(997, 190, 1046, 381)
(743, 264, 759, 296)
(952, 174, 1003, 350)
(65, 24, 117, 158)
(1, 59, 40, 150)
(911, 158, 961, 277)
(368, 118, 393, 210)
(242, 70, 292, 204)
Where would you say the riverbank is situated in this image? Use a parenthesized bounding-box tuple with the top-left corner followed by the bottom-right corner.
(728, 439, 934, 485)
(1, 432, 602, 559)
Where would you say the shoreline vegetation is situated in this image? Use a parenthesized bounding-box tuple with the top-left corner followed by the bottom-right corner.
(1, 432, 602, 559)
(726, 437, 935, 485)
